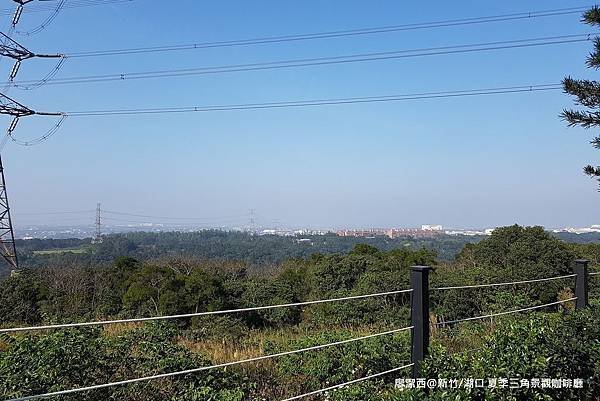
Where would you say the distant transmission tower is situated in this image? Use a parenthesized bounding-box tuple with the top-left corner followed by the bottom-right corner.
(249, 208, 256, 233)
(0, 156, 18, 271)
(93, 202, 102, 243)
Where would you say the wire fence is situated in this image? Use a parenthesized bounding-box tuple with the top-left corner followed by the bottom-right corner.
(6, 326, 414, 401)
(0, 288, 412, 334)
(280, 363, 414, 401)
(3, 267, 595, 400)
(434, 298, 577, 327)
(431, 274, 576, 291)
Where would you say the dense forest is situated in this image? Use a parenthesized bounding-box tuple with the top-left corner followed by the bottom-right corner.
(7, 229, 600, 278)
(6, 231, 485, 276)
(1, 225, 599, 400)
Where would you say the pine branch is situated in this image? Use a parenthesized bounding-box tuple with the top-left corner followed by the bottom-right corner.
(563, 77, 600, 107)
(583, 6, 600, 26)
(587, 37, 600, 69)
(584, 165, 600, 177)
(561, 109, 600, 128)
(592, 137, 600, 149)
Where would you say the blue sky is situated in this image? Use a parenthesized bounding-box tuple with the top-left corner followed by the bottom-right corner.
(1, 0, 599, 230)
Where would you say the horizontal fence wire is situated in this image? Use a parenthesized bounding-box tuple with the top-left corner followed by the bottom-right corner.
(434, 298, 577, 327)
(5, 326, 414, 401)
(280, 363, 415, 401)
(0, 289, 412, 334)
(590, 271, 600, 276)
(431, 274, 576, 291)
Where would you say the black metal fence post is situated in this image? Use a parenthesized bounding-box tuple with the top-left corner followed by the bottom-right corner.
(574, 259, 589, 310)
(411, 265, 432, 379)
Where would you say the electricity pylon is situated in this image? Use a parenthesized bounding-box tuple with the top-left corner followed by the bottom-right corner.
(0, 94, 31, 271)
(10, 0, 35, 26)
(0, 92, 62, 135)
(0, 93, 62, 271)
(1, 3, 64, 272)
(93, 202, 103, 244)
(0, 31, 63, 80)
(0, 155, 17, 271)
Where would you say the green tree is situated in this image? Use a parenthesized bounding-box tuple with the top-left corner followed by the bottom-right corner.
(0, 270, 42, 324)
(562, 7, 600, 187)
(122, 265, 184, 316)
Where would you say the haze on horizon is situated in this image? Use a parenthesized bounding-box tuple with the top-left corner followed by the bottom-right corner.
(3, 0, 599, 231)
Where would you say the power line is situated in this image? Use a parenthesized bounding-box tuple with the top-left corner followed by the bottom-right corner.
(6, 113, 67, 147)
(12, 210, 94, 215)
(101, 217, 247, 227)
(13, 0, 66, 36)
(0, 0, 134, 15)
(11, 33, 593, 86)
(431, 273, 577, 291)
(0, 288, 413, 333)
(102, 209, 249, 221)
(5, 326, 413, 401)
(0, 81, 61, 138)
(63, 84, 562, 117)
(5, 84, 564, 147)
(62, 6, 591, 58)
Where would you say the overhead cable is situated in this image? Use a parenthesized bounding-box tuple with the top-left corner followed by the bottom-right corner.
(13, 0, 66, 36)
(63, 84, 562, 117)
(63, 6, 591, 58)
(0, 0, 133, 16)
(10, 34, 593, 86)
(102, 210, 249, 221)
(6, 84, 563, 148)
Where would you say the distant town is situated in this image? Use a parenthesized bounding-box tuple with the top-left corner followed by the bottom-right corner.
(14, 223, 600, 240)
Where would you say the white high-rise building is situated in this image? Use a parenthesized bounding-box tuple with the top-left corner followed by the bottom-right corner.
(421, 224, 443, 231)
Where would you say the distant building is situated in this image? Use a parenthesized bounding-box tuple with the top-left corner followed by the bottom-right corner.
(337, 227, 444, 239)
(421, 225, 443, 231)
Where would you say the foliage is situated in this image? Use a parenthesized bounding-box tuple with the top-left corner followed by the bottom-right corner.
(265, 328, 411, 398)
(393, 307, 600, 400)
(0, 225, 598, 400)
(562, 6, 600, 186)
(11, 230, 481, 273)
(0, 323, 249, 401)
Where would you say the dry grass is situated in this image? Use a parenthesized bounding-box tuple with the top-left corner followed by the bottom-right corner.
(558, 287, 576, 312)
(102, 322, 144, 337)
(178, 337, 265, 364)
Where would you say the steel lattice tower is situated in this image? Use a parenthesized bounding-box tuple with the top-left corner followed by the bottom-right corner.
(0, 155, 18, 271)
(93, 202, 102, 243)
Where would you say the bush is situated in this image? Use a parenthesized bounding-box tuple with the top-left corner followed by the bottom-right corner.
(393, 307, 600, 400)
(0, 323, 250, 401)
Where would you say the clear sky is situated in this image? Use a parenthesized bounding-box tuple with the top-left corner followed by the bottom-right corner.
(1, 0, 599, 230)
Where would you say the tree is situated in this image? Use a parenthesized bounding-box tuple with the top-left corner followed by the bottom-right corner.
(562, 7, 600, 187)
